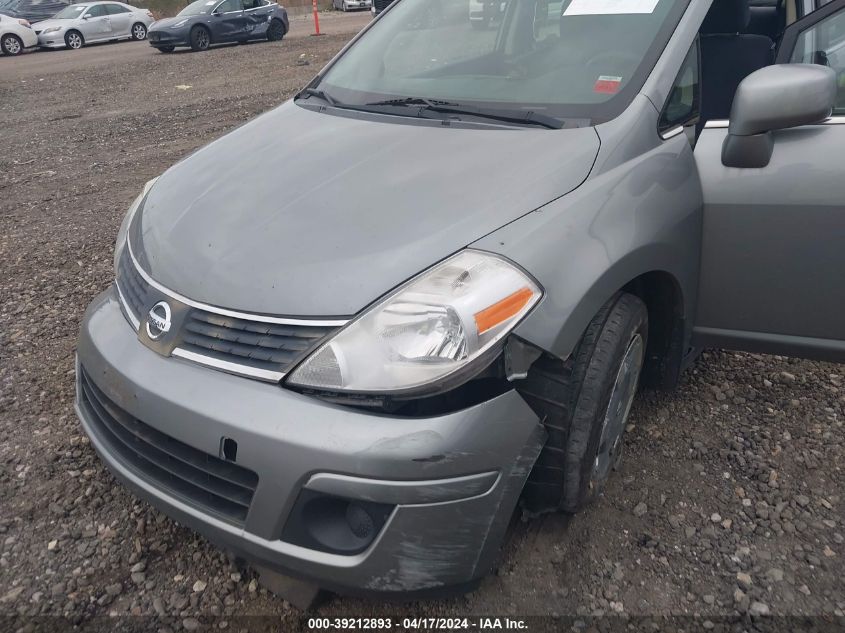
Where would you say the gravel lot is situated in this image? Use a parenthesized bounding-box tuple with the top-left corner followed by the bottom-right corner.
(1, 11, 844, 631)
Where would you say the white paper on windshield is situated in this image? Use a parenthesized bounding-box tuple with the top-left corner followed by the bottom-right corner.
(564, 0, 660, 15)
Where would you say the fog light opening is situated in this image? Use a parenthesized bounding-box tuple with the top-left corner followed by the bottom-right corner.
(281, 490, 393, 555)
(345, 502, 375, 540)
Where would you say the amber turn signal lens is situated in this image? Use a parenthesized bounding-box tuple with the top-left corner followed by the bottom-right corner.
(474, 287, 535, 335)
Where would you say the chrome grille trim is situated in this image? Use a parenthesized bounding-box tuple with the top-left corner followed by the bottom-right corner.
(115, 277, 141, 330)
(172, 348, 286, 382)
(114, 240, 348, 382)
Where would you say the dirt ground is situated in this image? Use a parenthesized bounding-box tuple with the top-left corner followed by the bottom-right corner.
(1, 11, 844, 632)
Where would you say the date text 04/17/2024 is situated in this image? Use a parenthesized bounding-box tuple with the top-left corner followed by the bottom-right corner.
(307, 617, 528, 630)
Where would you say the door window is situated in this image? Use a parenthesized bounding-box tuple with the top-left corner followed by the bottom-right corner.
(84, 4, 108, 17)
(105, 3, 131, 13)
(215, 0, 243, 12)
(785, 4, 845, 114)
(243, 0, 261, 8)
(659, 39, 700, 134)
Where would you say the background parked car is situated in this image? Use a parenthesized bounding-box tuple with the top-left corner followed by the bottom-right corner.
(0, 11, 37, 54)
(32, 2, 153, 49)
(147, 0, 288, 53)
(0, 0, 72, 24)
(333, 0, 371, 11)
(467, 0, 506, 28)
(371, 0, 394, 16)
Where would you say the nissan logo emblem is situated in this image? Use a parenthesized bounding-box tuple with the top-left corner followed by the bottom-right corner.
(146, 301, 172, 340)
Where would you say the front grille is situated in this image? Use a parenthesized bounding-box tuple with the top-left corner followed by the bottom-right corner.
(79, 367, 259, 526)
(114, 245, 341, 379)
(116, 246, 148, 322)
(180, 310, 337, 374)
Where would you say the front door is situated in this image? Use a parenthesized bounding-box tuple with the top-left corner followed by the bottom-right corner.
(243, 0, 272, 38)
(79, 3, 112, 40)
(693, 0, 845, 361)
(211, 0, 246, 42)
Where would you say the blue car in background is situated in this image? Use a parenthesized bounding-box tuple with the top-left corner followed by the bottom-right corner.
(147, 0, 287, 53)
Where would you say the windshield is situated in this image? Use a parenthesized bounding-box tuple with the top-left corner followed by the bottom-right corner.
(315, 0, 689, 124)
(178, 0, 217, 16)
(54, 5, 88, 18)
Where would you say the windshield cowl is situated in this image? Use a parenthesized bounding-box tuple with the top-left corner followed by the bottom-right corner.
(296, 89, 570, 129)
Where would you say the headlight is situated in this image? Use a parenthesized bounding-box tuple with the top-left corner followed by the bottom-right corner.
(287, 250, 542, 394)
(42, 26, 62, 33)
(114, 177, 158, 272)
(170, 19, 188, 28)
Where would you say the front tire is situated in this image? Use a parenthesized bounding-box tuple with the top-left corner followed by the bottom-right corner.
(189, 25, 210, 51)
(520, 293, 648, 513)
(266, 18, 285, 41)
(0, 33, 23, 55)
(131, 22, 147, 41)
(65, 30, 84, 49)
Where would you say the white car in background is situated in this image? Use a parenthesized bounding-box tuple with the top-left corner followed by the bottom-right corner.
(33, 1, 153, 50)
(0, 11, 37, 55)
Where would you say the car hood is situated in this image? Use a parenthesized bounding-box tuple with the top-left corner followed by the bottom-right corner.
(149, 16, 196, 29)
(31, 18, 73, 29)
(133, 101, 600, 317)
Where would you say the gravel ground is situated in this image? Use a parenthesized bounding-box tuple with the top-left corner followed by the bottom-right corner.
(1, 11, 844, 632)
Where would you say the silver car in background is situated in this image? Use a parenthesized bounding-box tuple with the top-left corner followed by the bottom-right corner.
(332, 0, 371, 11)
(33, 1, 153, 49)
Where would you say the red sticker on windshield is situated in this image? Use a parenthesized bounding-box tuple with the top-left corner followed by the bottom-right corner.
(594, 75, 623, 94)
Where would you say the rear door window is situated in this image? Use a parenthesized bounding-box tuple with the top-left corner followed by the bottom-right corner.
(216, 0, 243, 12)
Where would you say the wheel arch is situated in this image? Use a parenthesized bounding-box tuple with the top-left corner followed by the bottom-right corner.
(620, 269, 686, 390)
(65, 29, 85, 45)
(1, 32, 24, 53)
(512, 248, 692, 392)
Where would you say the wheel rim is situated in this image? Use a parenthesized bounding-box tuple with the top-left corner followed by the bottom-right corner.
(68, 33, 81, 48)
(592, 333, 644, 483)
(198, 29, 208, 48)
(133, 24, 145, 39)
(3, 36, 20, 54)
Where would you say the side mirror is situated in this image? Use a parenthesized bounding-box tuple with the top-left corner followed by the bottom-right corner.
(82, 14, 91, 19)
(722, 64, 836, 168)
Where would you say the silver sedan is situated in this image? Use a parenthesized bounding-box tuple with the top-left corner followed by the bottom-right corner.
(33, 1, 154, 49)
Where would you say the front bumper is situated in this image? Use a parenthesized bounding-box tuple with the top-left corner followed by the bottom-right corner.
(34, 32, 62, 48)
(147, 29, 189, 47)
(76, 287, 544, 595)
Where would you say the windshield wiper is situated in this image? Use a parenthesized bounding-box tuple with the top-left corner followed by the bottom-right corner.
(362, 98, 563, 129)
(297, 87, 342, 107)
(365, 97, 456, 108)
